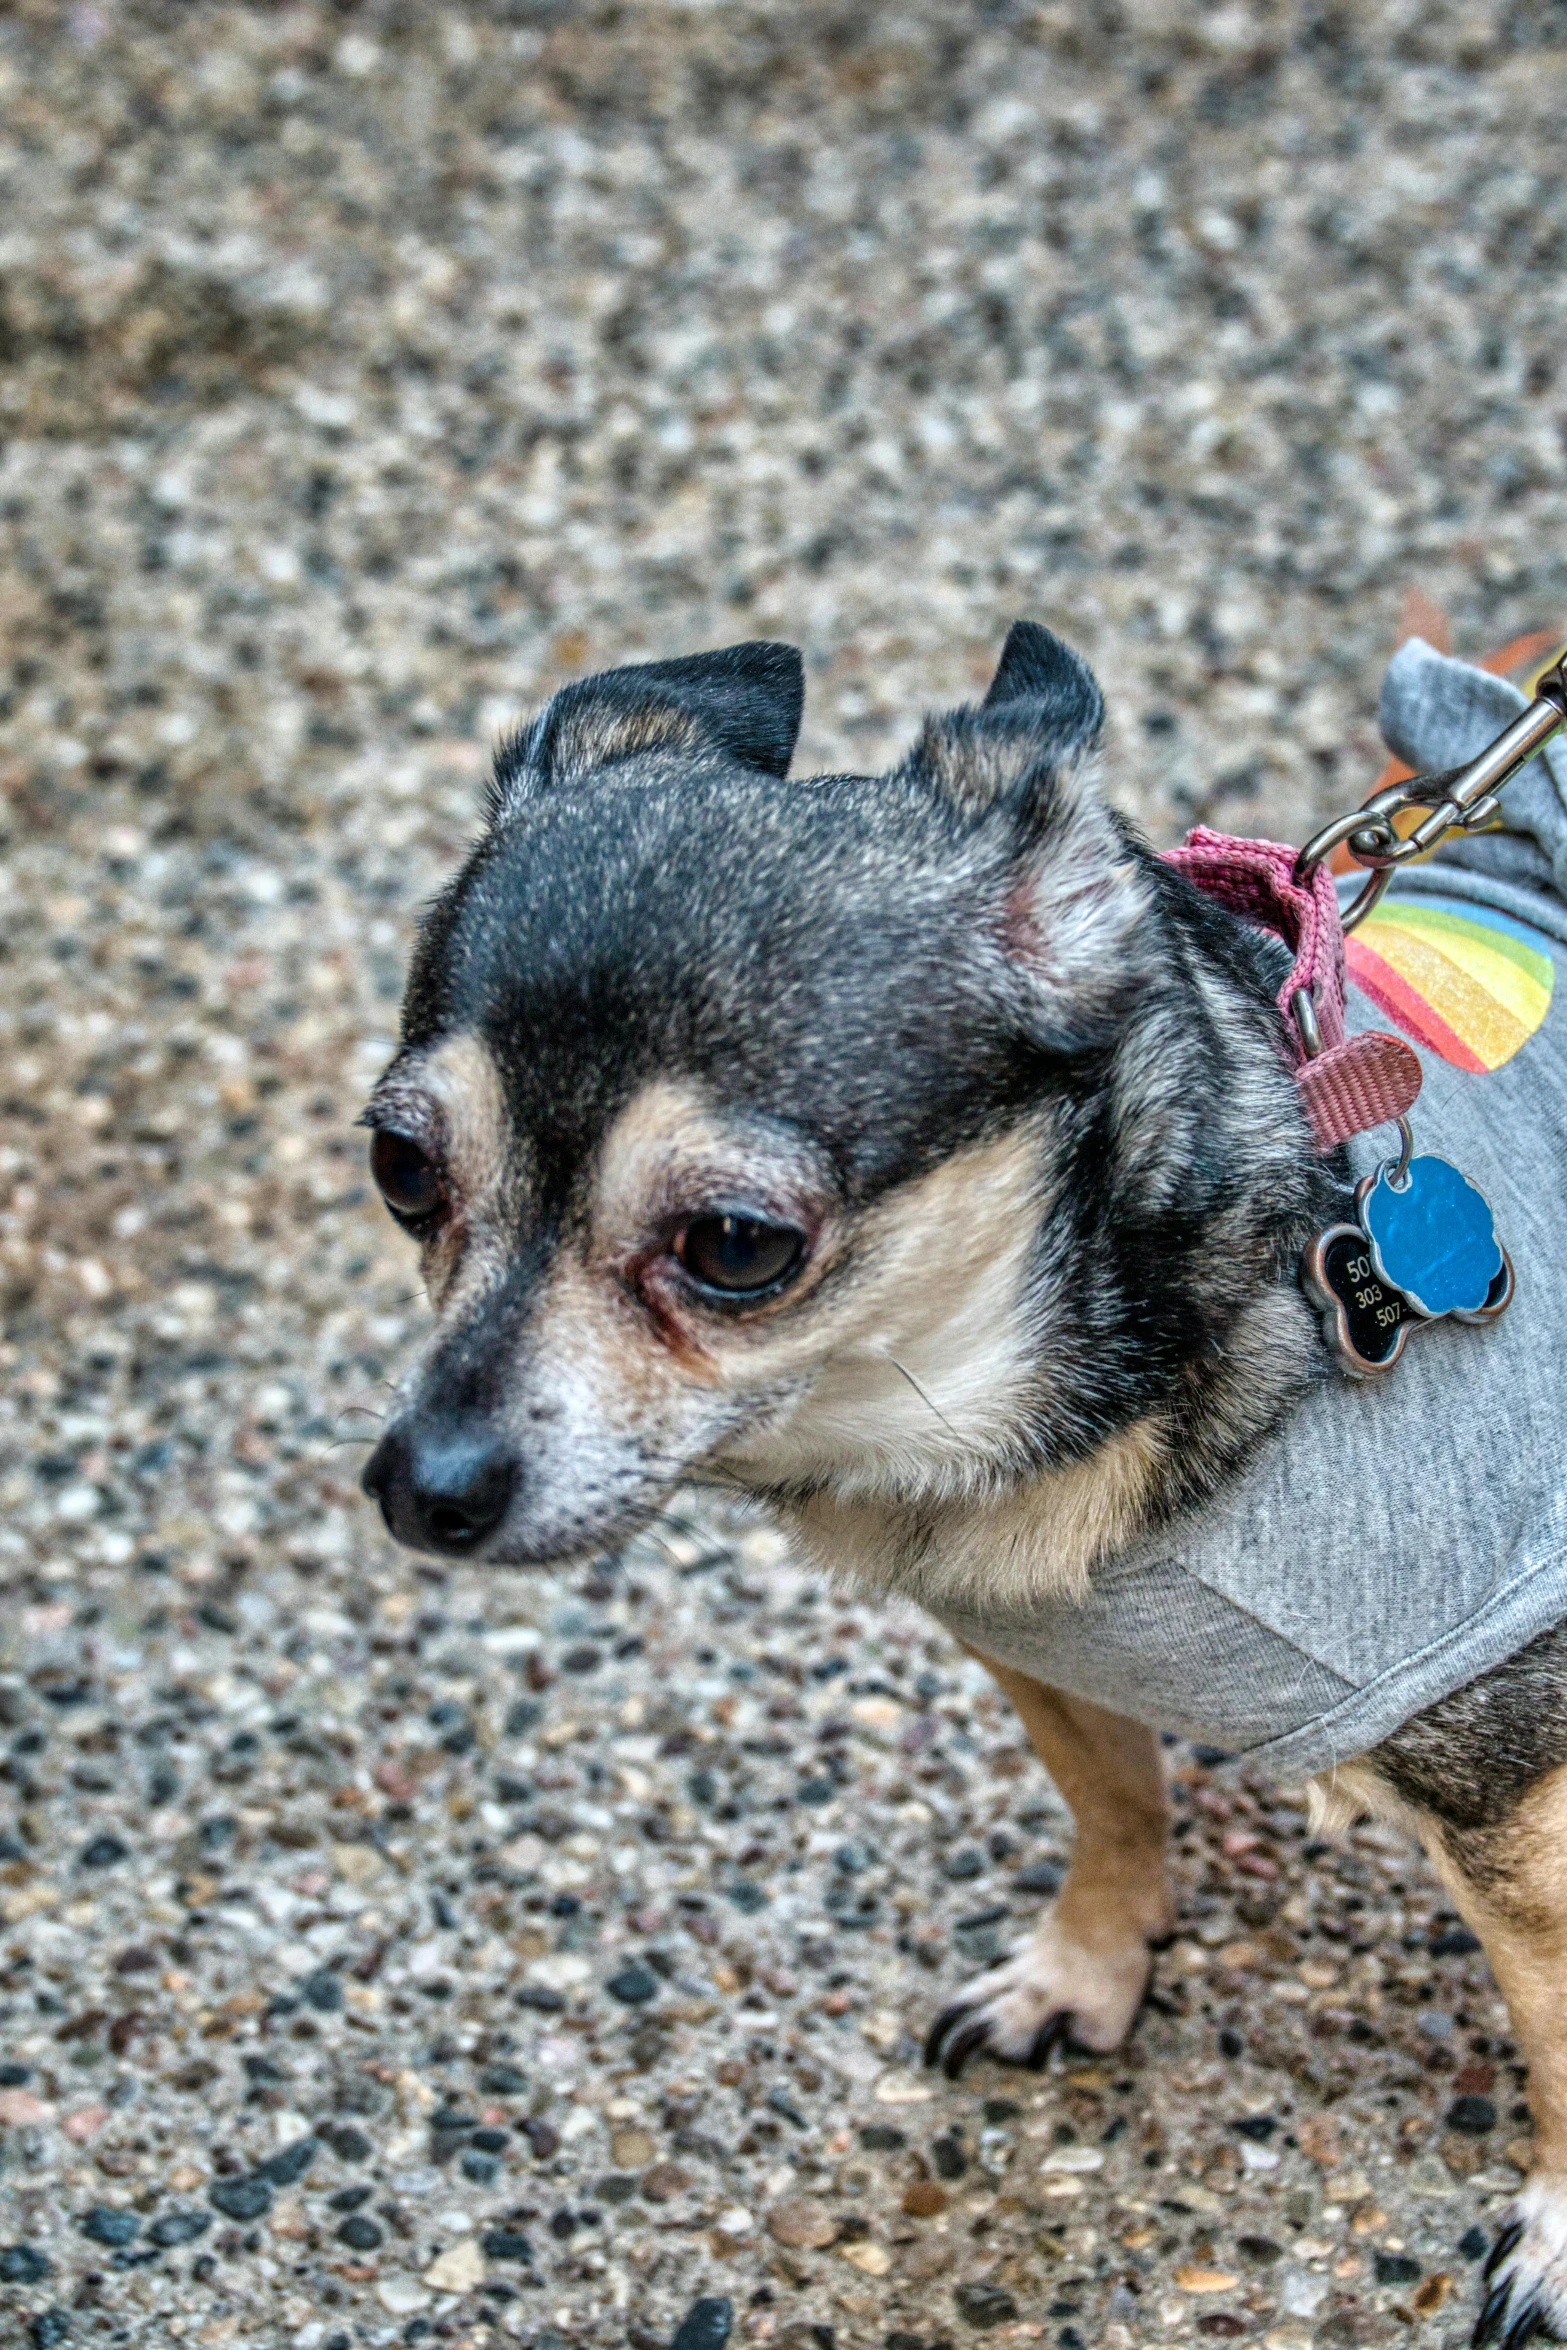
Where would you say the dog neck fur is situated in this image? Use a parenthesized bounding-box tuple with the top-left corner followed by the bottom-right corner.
(773, 1416, 1169, 1611)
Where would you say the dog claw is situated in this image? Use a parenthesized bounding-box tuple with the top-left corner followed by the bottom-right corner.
(1474, 2283, 1511, 2348)
(1026, 2012, 1072, 2069)
(1473, 2203, 1567, 2349)
(926, 1997, 1080, 2081)
(940, 2016, 996, 2081)
(1489, 2294, 1558, 2349)
(923, 1908, 1157, 2081)
(1475, 2288, 1557, 2350)
(923, 2002, 971, 2072)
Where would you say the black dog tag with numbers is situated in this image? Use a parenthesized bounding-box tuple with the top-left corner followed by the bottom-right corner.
(1303, 1224, 1418, 1376)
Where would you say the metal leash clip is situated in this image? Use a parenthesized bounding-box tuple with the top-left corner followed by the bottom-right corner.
(1292, 653, 1564, 1373)
(1294, 652, 1567, 930)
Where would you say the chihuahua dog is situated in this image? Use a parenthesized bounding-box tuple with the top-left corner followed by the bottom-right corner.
(362, 626, 1567, 2345)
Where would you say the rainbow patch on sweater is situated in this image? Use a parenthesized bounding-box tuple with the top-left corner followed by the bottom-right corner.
(1346, 893, 1555, 1073)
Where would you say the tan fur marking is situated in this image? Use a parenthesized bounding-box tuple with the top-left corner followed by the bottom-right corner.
(979, 1654, 1174, 1934)
(1303, 1758, 1425, 1842)
(932, 1653, 1174, 2057)
(916, 718, 1037, 815)
(724, 1123, 1060, 1501)
(938, 1417, 1167, 1604)
(779, 1413, 1166, 1611)
(552, 701, 703, 779)
(414, 1031, 517, 1310)
(568, 1082, 1171, 1598)
(594, 1078, 770, 1242)
(1429, 1758, 1567, 1941)
(422, 1032, 510, 1195)
(1315, 1753, 1567, 2332)
(1410, 1765, 1567, 2191)
(1428, 1818, 1567, 2344)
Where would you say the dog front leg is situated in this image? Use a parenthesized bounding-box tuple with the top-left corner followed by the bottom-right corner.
(1403, 1762, 1567, 2346)
(924, 1650, 1175, 2079)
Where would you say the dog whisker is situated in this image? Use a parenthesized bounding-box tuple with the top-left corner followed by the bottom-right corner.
(637, 1452, 756, 1501)
(882, 1353, 960, 1439)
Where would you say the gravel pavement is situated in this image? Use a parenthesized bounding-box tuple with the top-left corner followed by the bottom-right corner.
(4, 7, 1567, 2348)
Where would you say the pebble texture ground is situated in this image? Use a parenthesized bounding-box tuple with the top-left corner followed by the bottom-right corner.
(3, 5, 1567, 2348)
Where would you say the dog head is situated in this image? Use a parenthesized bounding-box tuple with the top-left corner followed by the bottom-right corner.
(359, 622, 1296, 1567)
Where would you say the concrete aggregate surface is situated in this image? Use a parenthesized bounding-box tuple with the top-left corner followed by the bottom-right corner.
(3, 4, 1567, 2346)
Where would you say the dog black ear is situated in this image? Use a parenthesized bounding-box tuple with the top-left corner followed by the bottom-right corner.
(489, 641, 804, 817)
(906, 623, 1149, 1050)
(904, 620, 1106, 824)
(982, 618, 1105, 750)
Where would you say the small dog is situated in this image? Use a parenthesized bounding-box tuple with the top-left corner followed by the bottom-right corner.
(362, 625, 1567, 2345)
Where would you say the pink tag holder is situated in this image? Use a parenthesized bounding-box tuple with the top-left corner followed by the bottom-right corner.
(1295, 1029, 1422, 1151)
(1161, 825, 1421, 1152)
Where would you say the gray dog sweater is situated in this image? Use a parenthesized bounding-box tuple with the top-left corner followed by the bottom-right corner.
(934, 641, 1567, 1781)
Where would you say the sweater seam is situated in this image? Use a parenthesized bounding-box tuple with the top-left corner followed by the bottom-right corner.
(1237, 1537, 1567, 1776)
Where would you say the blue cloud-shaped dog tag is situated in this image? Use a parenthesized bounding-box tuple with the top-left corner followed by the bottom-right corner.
(1363, 1155, 1504, 1319)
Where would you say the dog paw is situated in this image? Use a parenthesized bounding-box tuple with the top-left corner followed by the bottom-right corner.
(1475, 2177, 1567, 2346)
(923, 1911, 1154, 2081)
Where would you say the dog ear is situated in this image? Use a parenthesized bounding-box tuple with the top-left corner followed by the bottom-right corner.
(906, 623, 1149, 1051)
(998, 786, 1157, 1053)
(982, 618, 1105, 745)
(489, 640, 805, 816)
(904, 620, 1106, 823)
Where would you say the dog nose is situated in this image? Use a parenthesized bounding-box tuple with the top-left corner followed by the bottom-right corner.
(361, 1422, 515, 1555)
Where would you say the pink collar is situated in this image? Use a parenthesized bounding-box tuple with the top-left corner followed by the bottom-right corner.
(1162, 825, 1420, 1152)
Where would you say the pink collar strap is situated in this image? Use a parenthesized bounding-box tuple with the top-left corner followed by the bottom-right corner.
(1162, 825, 1421, 1153)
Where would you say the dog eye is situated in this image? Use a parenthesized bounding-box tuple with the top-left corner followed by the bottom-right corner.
(676, 1213, 804, 1297)
(370, 1130, 444, 1226)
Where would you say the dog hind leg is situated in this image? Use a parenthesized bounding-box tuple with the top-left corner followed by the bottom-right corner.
(1384, 1762, 1567, 2346)
(924, 1651, 1175, 2079)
